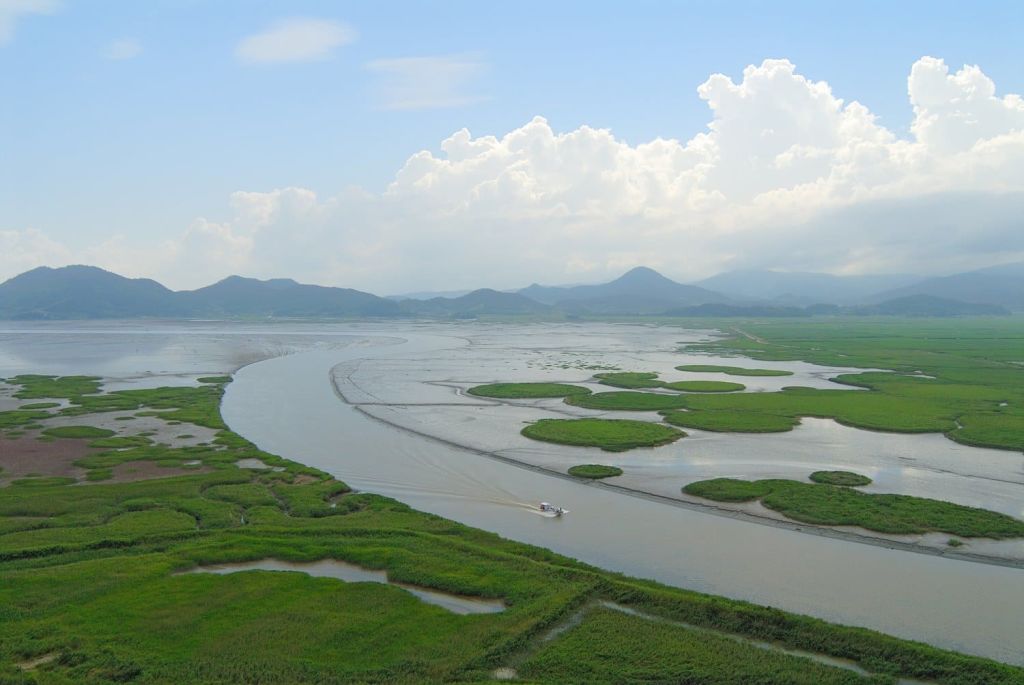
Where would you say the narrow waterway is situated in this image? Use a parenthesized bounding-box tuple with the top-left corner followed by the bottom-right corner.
(223, 332, 1024, 665)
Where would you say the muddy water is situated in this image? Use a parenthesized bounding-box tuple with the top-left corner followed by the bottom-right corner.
(223, 331, 1024, 665)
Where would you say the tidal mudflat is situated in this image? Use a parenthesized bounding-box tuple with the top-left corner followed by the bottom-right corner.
(336, 323, 1024, 560)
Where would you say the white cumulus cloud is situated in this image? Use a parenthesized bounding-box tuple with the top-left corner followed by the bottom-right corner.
(5, 56, 1024, 292)
(235, 17, 355, 65)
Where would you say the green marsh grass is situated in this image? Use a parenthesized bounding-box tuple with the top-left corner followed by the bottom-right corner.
(522, 418, 683, 451)
(567, 464, 623, 479)
(467, 383, 592, 399)
(683, 477, 1024, 538)
(566, 391, 690, 411)
(675, 364, 793, 376)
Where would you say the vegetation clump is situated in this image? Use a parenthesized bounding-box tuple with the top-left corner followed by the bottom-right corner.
(809, 471, 872, 486)
(683, 477, 1024, 538)
(681, 319, 1024, 451)
(566, 391, 690, 411)
(567, 464, 623, 479)
(467, 382, 592, 399)
(662, 380, 746, 392)
(523, 418, 683, 452)
(41, 425, 115, 439)
(18, 402, 60, 410)
(6, 374, 103, 399)
(661, 410, 798, 433)
(675, 364, 793, 377)
(594, 371, 664, 389)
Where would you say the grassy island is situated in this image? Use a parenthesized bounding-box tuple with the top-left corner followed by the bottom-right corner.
(567, 464, 624, 479)
(810, 471, 872, 486)
(41, 425, 116, 439)
(468, 382, 592, 399)
(675, 364, 793, 377)
(663, 380, 746, 393)
(683, 477, 1024, 538)
(594, 371, 665, 389)
(522, 418, 683, 451)
(566, 391, 690, 411)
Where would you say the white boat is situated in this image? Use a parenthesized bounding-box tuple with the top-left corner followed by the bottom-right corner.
(539, 502, 568, 516)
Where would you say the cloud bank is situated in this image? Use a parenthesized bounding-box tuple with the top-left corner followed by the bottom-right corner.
(5, 56, 1024, 291)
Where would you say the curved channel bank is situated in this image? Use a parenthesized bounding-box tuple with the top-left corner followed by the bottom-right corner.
(223, 332, 1024, 665)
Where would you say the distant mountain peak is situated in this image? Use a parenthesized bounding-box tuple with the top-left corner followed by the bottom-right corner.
(615, 266, 668, 282)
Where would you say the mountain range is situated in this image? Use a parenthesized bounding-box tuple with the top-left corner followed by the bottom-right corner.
(0, 263, 1019, 320)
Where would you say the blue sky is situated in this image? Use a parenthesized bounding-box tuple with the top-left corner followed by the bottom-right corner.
(3, 1, 1024, 291)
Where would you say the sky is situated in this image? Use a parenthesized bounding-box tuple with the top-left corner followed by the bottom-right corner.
(3, 0, 1024, 294)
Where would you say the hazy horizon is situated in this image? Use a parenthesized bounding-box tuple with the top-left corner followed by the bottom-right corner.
(4, 1, 1024, 293)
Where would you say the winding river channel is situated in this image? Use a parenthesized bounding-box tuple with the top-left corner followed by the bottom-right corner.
(222, 330, 1024, 666)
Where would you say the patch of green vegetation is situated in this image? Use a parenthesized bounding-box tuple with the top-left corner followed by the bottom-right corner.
(662, 380, 746, 392)
(567, 464, 623, 479)
(810, 471, 872, 486)
(42, 426, 116, 440)
(10, 476, 78, 487)
(0, 378, 1020, 684)
(566, 391, 690, 411)
(682, 319, 1024, 450)
(678, 386, 961, 433)
(5, 374, 103, 399)
(88, 435, 153, 449)
(523, 418, 683, 452)
(197, 376, 232, 384)
(683, 478, 1024, 538)
(675, 364, 793, 377)
(85, 469, 113, 482)
(594, 371, 664, 389)
(18, 402, 60, 410)
(0, 410, 50, 430)
(661, 410, 798, 433)
(520, 606, 867, 684)
(467, 383, 592, 399)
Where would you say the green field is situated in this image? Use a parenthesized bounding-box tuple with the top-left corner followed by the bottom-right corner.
(467, 383, 592, 399)
(683, 477, 1024, 538)
(520, 606, 867, 684)
(566, 391, 691, 411)
(567, 464, 623, 479)
(0, 377, 1021, 683)
(675, 364, 794, 377)
(522, 418, 683, 452)
(679, 319, 1024, 449)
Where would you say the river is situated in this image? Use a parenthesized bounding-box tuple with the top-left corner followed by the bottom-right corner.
(222, 329, 1024, 665)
